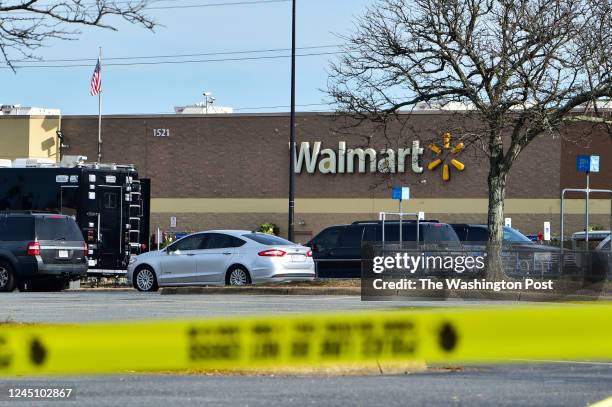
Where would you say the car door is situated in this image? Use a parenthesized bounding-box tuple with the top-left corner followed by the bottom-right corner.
(325, 225, 365, 278)
(97, 185, 124, 269)
(310, 226, 345, 278)
(466, 226, 487, 246)
(194, 233, 241, 284)
(462, 226, 488, 267)
(160, 234, 206, 284)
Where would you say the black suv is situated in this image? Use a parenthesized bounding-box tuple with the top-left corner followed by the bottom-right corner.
(307, 220, 462, 278)
(0, 212, 88, 292)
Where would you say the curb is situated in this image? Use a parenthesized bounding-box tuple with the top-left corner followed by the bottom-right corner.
(66, 288, 135, 292)
(160, 286, 361, 296)
(160, 286, 612, 299)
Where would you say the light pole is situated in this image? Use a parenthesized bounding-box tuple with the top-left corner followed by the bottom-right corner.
(288, 0, 296, 242)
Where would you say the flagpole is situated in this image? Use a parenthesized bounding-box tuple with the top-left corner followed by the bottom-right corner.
(97, 46, 102, 163)
(288, 0, 296, 242)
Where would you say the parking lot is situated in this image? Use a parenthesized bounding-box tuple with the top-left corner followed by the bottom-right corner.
(0, 290, 543, 323)
(1, 290, 611, 407)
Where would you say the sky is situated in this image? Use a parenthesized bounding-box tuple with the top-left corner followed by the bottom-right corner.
(0, 0, 373, 115)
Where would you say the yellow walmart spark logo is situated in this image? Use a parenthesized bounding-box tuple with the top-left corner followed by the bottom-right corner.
(427, 132, 465, 181)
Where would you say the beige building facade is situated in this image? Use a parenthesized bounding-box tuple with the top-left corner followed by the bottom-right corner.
(0, 107, 61, 162)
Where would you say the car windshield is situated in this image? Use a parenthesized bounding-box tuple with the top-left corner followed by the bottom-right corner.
(243, 233, 294, 246)
(503, 227, 533, 243)
(36, 216, 83, 241)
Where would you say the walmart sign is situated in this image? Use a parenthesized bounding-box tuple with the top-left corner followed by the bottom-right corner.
(293, 141, 425, 174)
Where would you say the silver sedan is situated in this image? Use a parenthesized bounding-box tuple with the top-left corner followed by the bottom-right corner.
(127, 230, 315, 291)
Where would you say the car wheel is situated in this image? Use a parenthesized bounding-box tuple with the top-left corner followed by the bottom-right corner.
(0, 261, 16, 292)
(226, 266, 251, 286)
(134, 267, 159, 292)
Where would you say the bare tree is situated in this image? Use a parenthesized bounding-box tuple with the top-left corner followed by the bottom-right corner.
(0, 0, 156, 70)
(329, 0, 612, 271)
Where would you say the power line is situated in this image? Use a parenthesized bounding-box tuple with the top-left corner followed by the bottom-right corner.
(0, 51, 339, 69)
(5, 44, 341, 64)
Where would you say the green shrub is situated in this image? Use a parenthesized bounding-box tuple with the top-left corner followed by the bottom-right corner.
(259, 223, 280, 236)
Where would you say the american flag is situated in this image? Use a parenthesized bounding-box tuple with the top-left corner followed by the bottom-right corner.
(90, 59, 102, 96)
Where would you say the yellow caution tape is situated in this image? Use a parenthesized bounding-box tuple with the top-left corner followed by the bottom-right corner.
(0, 304, 611, 376)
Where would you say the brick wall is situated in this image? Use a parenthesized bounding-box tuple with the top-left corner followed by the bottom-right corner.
(60, 112, 611, 239)
(61, 113, 566, 199)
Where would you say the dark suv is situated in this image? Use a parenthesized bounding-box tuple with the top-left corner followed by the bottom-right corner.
(307, 220, 462, 278)
(0, 212, 88, 292)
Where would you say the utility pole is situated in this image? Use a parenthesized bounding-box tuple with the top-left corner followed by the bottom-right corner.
(288, 0, 296, 241)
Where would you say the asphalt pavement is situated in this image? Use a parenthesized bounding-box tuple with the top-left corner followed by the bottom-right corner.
(0, 363, 611, 407)
(0, 291, 610, 407)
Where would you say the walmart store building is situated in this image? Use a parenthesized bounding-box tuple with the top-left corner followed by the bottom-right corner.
(1, 108, 611, 242)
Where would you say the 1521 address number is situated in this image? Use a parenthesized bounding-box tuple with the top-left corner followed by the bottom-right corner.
(153, 128, 170, 137)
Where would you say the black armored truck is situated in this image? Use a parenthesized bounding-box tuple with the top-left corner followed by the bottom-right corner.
(0, 157, 150, 278)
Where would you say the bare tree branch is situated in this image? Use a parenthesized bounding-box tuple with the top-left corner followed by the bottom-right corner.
(0, 1, 156, 71)
(328, 0, 612, 253)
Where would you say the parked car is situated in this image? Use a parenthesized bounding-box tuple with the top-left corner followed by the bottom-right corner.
(0, 211, 88, 292)
(128, 230, 314, 291)
(307, 220, 463, 278)
(450, 224, 559, 276)
(571, 230, 610, 250)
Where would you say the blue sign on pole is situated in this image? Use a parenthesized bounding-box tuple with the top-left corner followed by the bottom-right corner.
(392, 186, 410, 200)
(576, 155, 589, 172)
(576, 155, 600, 173)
